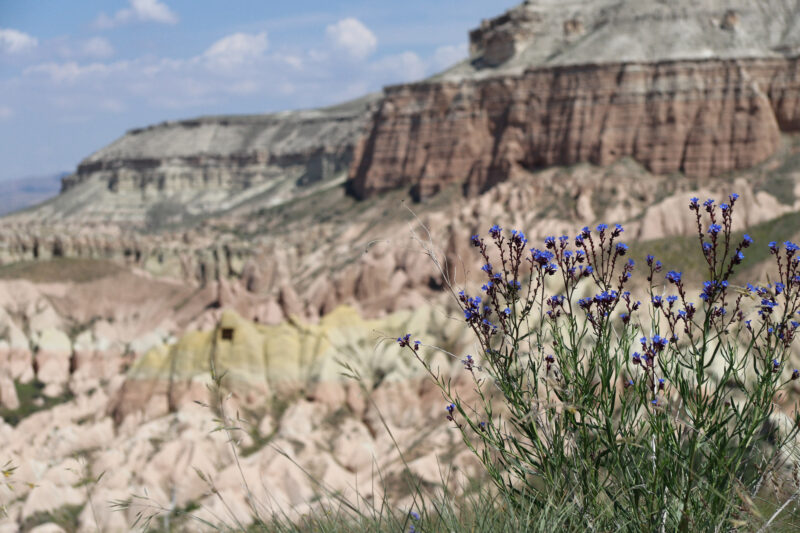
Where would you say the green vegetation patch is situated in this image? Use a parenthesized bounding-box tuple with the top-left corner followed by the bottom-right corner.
(20, 503, 82, 533)
(0, 257, 125, 283)
(0, 380, 74, 426)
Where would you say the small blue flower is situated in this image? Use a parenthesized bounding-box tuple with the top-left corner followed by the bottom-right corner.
(481, 263, 492, 273)
(666, 271, 682, 285)
(510, 229, 528, 245)
(708, 224, 722, 235)
(597, 223, 608, 234)
(489, 225, 502, 239)
(720, 203, 729, 211)
(616, 243, 629, 255)
(743, 234, 753, 246)
(503, 307, 511, 315)
(652, 335, 668, 349)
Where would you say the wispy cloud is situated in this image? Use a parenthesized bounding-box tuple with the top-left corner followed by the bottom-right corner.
(93, 0, 178, 29)
(371, 51, 426, 82)
(82, 37, 114, 59)
(203, 32, 268, 69)
(325, 18, 377, 61)
(0, 28, 38, 54)
(0, 106, 12, 120)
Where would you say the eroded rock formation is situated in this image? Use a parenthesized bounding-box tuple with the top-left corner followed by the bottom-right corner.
(349, 0, 800, 199)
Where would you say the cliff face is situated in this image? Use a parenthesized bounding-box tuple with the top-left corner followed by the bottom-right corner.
(37, 94, 378, 223)
(350, 58, 800, 198)
(348, 0, 800, 199)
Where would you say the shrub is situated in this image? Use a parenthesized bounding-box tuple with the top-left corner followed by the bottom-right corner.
(400, 194, 800, 531)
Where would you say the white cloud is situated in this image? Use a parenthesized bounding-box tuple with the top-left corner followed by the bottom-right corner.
(431, 43, 467, 72)
(82, 37, 114, 59)
(325, 18, 377, 61)
(372, 51, 426, 83)
(24, 61, 127, 84)
(0, 28, 38, 54)
(203, 32, 268, 69)
(94, 0, 178, 29)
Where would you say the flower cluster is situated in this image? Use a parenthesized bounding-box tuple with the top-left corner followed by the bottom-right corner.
(397, 191, 800, 531)
(396, 333, 420, 351)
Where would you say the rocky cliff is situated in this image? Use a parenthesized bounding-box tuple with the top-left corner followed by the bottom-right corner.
(349, 0, 800, 199)
(22, 94, 378, 224)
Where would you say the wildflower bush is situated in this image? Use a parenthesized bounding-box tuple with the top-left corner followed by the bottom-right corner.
(400, 194, 800, 530)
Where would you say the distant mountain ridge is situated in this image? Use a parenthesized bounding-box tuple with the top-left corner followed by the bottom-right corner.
(0, 173, 64, 216)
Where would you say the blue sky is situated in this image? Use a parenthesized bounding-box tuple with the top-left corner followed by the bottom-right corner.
(0, 0, 518, 182)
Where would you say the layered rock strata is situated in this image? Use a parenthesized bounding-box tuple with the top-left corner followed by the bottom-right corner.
(349, 0, 800, 199)
(28, 94, 378, 223)
(352, 59, 800, 199)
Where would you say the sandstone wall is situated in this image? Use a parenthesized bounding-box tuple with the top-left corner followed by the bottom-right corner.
(349, 57, 800, 199)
